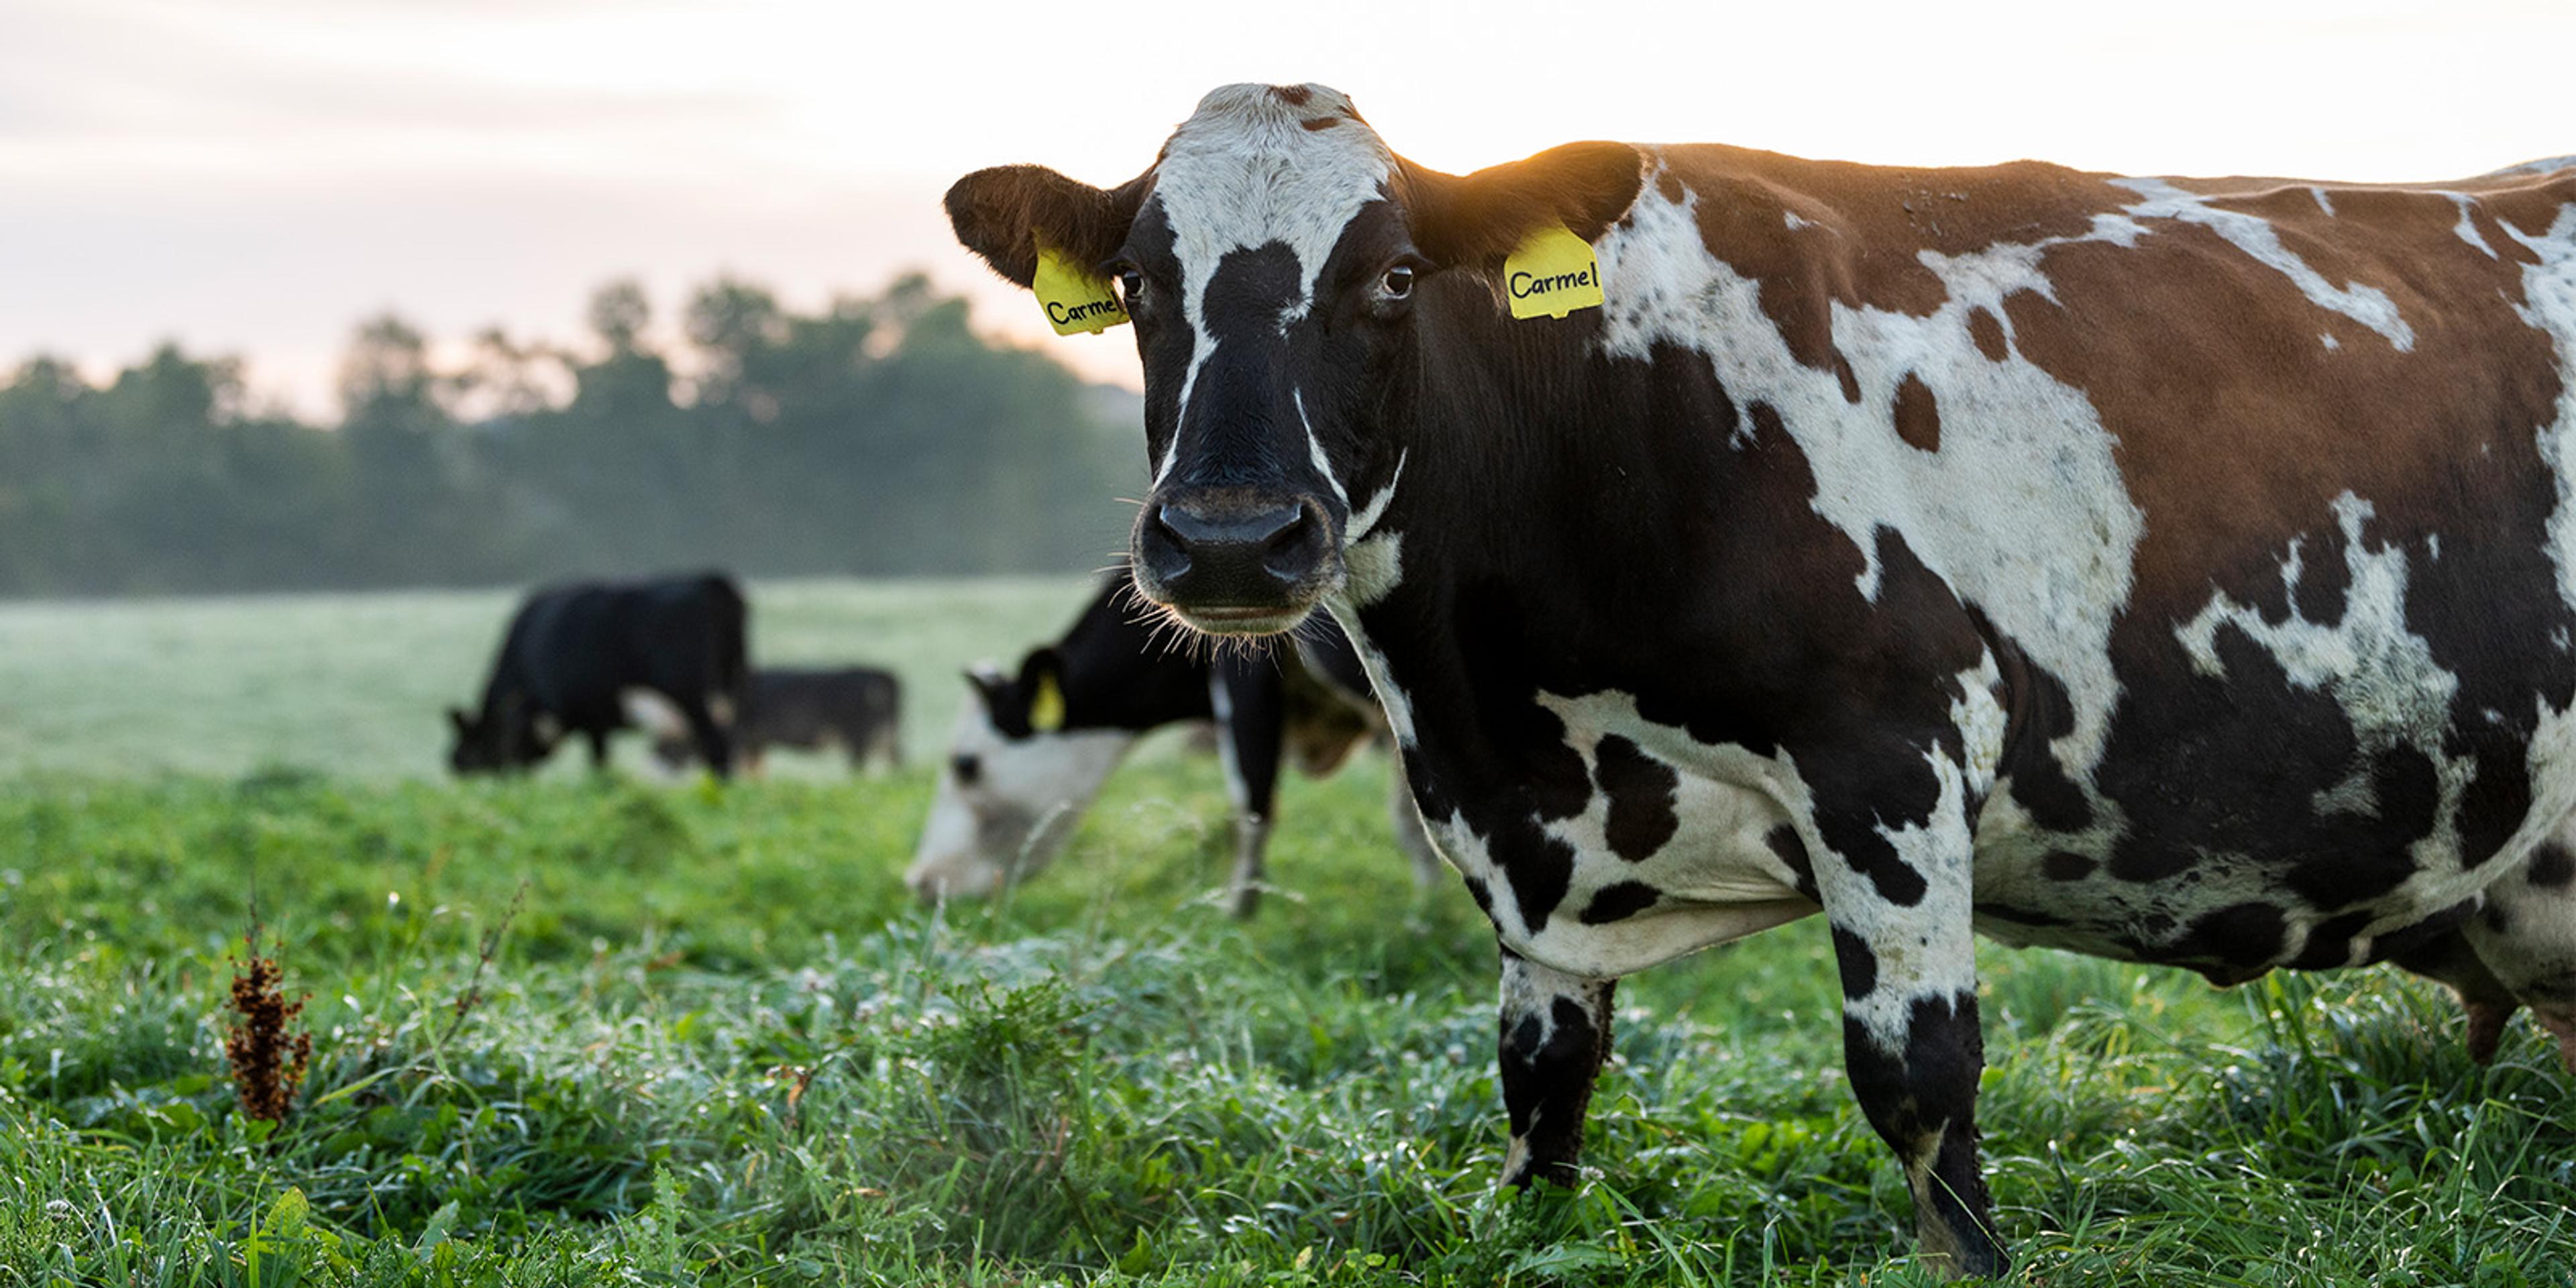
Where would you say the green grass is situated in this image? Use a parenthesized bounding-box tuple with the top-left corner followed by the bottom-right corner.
(0, 584, 2571, 1285)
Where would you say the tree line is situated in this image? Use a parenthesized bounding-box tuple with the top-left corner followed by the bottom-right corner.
(0, 274, 1145, 596)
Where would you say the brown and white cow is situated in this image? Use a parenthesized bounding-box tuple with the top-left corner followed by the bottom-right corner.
(947, 83, 2576, 1276)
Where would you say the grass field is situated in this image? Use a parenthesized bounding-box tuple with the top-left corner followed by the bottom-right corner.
(1, 582, 2572, 1286)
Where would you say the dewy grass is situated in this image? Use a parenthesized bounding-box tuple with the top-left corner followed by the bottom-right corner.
(0, 765, 2570, 1286)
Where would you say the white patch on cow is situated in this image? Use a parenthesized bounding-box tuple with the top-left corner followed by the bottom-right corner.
(2446, 193, 2499, 258)
(1154, 85, 1393, 481)
(621, 687, 687, 741)
(1208, 673, 1251, 814)
(1340, 533, 1403, 608)
(1949, 652, 2007, 800)
(2320, 332, 2341, 351)
(1346, 451, 1405, 542)
(1834, 722, 1984, 1049)
(1595, 162, 2143, 784)
(2309, 186, 2334, 217)
(1512, 690, 1818, 978)
(906, 698, 1134, 900)
(2110, 178, 2416, 351)
(2509, 201, 2576, 871)
(1784, 210, 1814, 231)
(1326, 602, 1417, 748)
(2171, 492, 2477, 879)
(1293, 388, 1349, 510)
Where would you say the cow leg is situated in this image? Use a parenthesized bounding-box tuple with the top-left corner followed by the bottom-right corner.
(1386, 749, 1444, 888)
(2387, 928, 2520, 1063)
(1497, 948, 1615, 1187)
(585, 728, 612, 771)
(2463, 839, 2576, 1074)
(675, 696, 735, 780)
(1212, 662, 1284, 918)
(1813, 815, 2003, 1279)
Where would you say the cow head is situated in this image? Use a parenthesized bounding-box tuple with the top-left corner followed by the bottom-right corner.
(906, 651, 1135, 900)
(948, 83, 1641, 635)
(445, 694, 550, 775)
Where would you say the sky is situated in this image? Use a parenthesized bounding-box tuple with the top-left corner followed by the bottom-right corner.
(5, 0, 2571, 415)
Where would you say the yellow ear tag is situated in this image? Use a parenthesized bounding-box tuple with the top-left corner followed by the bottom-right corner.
(1504, 225, 1605, 321)
(1028, 672, 1067, 732)
(1032, 242, 1129, 336)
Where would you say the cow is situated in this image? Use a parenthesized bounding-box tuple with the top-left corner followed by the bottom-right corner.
(945, 83, 2576, 1275)
(907, 570, 1439, 914)
(449, 573, 747, 777)
(646, 666, 903, 775)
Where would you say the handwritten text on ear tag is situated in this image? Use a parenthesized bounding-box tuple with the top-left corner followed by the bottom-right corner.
(1032, 241, 1129, 335)
(1504, 225, 1605, 321)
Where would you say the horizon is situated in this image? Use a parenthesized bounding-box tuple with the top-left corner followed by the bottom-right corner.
(8, 0, 2572, 416)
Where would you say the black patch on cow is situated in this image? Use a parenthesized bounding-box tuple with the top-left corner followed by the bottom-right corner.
(1593, 735, 1679, 860)
(1767, 824, 1819, 900)
(1403, 747, 1456, 823)
(1493, 820, 1578, 936)
(2355, 899, 2479, 966)
(1464, 875, 1493, 915)
(2288, 910, 2373, 969)
(2530, 841, 2576, 889)
(1980, 625, 2094, 833)
(2291, 538, 2352, 625)
(1892, 372, 1941, 452)
(2166, 902, 2288, 982)
(1841, 991, 2001, 1271)
(2041, 850, 2096, 882)
(1580, 880, 1662, 924)
(1497, 965, 1615, 1188)
(1831, 925, 1878, 998)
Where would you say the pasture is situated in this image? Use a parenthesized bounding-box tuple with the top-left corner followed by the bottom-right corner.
(0, 582, 2569, 1286)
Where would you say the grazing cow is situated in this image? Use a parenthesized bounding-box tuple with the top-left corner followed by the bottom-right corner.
(647, 666, 904, 774)
(449, 573, 747, 777)
(947, 83, 2576, 1275)
(908, 570, 1438, 914)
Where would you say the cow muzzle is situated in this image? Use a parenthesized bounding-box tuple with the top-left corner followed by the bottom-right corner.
(1133, 488, 1339, 634)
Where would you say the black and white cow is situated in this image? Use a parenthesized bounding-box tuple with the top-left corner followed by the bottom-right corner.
(647, 666, 902, 775)
(449, 572, 747, 777)
(907, 570, 1438, 914)
(948, 83, 2576, 1275)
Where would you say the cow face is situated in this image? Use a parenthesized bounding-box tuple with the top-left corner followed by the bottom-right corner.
(445, 696, 549, 775)
(948, 83, 1641, 635)
(906, 653, 1134, 900)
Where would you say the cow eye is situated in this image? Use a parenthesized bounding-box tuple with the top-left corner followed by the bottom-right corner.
(1381, 264, 1414, 299)
(1116, 268, 1146, 307)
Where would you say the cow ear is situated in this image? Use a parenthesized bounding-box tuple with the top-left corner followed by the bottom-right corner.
(945, 164, 1153, 289)
(1401, 142, 1644, 268)
(1018, 647, 1067, 733)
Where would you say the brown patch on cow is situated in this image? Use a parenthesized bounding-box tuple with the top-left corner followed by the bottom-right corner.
(1301, 116, 1340, 131)
(1967, 307, 2008, 361)
(1660, 146, 2132, 384)
(1271, 84, 1313, 106)
(1657, 169, 1686, 203)
(1402, 142, 1646, 268)
(1892, 372, 1941, 451)
(945, 164, 1157, 288)
(1832, 354, 1862, 403)
(2000, 171, 2576, 878)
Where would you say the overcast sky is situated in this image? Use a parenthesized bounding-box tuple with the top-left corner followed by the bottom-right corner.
(6, 0, 2570, 414)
